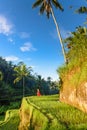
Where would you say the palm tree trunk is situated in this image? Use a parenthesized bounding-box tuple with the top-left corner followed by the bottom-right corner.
(23, 77, 25, 97)
(50, 7, 67, 63)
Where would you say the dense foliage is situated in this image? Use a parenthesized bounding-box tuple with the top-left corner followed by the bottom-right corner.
(0, 57, 58, 105)
(57, 26, 87, 79)
(65, 26, 87, 64)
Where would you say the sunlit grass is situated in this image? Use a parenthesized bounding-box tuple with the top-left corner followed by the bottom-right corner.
(58, 61, 87, 88)
(28, 95, 87, 130)
(0, 95, 87, 130)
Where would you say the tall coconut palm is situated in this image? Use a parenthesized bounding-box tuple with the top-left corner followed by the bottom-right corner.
(32, 0, 66, 63)
(14, 63, 32, 97)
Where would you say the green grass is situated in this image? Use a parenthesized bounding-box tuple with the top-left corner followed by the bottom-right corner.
(0, 101, 21, 130)
(0, 95, 87, 130)
(0, 115, 4, 121)
(0, 110, 20, 130)
(70, 61, 87, 87)
(58, 61, 87, 88)
(0, 101, 21, 121)
(27, 95, 87, 130)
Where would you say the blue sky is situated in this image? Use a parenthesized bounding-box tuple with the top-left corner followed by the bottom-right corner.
(0, 0, 86, 81)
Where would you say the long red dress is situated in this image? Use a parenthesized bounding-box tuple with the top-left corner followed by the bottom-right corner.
(37, 89, 41, 96)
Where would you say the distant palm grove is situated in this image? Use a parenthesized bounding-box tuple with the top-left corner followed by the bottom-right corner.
(0, 57, 58, 105)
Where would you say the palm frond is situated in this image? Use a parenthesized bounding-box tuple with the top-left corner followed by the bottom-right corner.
(40, 3, 45, 14)
(32, 0, 43, 8)
(51, 0, 64, 11)
(14, 77, 22, 84)
(75, 6, 87, 14)
(46, 11, 50, 18)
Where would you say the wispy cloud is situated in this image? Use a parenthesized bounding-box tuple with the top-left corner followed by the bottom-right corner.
(4, 55, 19, 61)
(26, 58, 31, 61)
(0, 15, 13, 36)
(20, 42, 37, 52)
(19, 32, 30, 39)
(8, 37, 15, 44)
(8, 38, 13, 42)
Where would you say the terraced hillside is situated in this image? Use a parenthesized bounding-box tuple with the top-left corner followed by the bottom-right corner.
(0, 95, 87, 130)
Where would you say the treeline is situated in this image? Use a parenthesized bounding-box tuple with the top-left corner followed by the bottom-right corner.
(0, 57, 59, 105)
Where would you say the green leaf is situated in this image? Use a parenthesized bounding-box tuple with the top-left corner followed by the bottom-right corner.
(51, 0, 64, 11)
(40, 3, 45, 14)
(75, 6, 87, 14)
(32, 0, 43, 8)
(14, 77, 22, 84)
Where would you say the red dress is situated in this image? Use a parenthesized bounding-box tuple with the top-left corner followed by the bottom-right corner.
(37, 90, 41, 96)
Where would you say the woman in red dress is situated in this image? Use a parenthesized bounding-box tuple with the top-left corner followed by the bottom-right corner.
(37, 89, 41, 96)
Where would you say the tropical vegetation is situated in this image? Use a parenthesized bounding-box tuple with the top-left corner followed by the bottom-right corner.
(57, 26, 87, 83)
(0, 56, 59, 105)
(14, 63, 32, 97)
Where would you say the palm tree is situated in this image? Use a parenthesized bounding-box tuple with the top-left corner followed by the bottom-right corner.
(14, 63, 32, 97)
(32, 0, 66, 63)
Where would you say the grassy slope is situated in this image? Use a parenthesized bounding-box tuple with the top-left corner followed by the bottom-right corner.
(28, 95, 87, 130)
(58, 61, 87, 88)
(0, 95, 87, 130)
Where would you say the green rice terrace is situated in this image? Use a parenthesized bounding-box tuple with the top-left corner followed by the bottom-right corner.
(0, 95, 87, 130)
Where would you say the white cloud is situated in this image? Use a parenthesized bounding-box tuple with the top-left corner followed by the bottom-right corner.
(8, 38, 13, 42)
(4, 55, 19, 61)
(8, 38, 15, 44)
(20, 42, 37, 52)
(19, 32, 30, 38)
(0, 15, 13, 35)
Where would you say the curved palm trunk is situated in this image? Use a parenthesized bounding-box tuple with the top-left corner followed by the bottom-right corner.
(50, 7, 66, 63)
